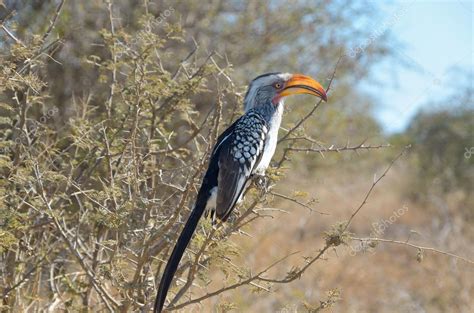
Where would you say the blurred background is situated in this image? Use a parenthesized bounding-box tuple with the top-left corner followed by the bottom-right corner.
(0, 0, 472, 312)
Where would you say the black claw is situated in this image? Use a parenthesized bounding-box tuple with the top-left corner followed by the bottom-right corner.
(254, 174, 270, 192)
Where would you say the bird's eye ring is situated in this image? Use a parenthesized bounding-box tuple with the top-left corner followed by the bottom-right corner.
(274, 82, 282, 89)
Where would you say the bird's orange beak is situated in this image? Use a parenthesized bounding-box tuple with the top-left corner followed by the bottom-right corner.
(279, 74, 327, 102)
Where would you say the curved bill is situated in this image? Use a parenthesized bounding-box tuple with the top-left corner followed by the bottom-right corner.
(279, 74, 327, 101)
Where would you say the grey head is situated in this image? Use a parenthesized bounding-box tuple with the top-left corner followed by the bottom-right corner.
(242, 72, 328, 114)
(243, 72, 292, 112)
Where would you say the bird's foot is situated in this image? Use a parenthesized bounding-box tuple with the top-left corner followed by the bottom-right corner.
(204, 207, 218, 226)
(253, 173, 271, 193)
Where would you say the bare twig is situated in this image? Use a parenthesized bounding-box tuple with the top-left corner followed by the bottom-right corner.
(167, 251, 300, 310)
(106, 0, 117, 118)
(1, 24, 23, 45)
(342, 145, 410, 233)
(285, 142, 390, 156)
(269, 191, 328, 215)
(351, 237, 474, 265)
(41, 0, 66, 43)
(0, 10, 24, 45)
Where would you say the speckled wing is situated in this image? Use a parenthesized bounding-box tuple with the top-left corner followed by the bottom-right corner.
(216, 112, 268, 221)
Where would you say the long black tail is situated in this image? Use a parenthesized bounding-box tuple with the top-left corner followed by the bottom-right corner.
(154, 195, 207, 312)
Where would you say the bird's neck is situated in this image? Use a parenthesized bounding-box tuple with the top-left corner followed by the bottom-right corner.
(252, 100, 284, 125)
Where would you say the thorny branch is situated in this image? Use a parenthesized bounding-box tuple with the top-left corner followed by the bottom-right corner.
(33, 163, 120, 312)
(350, 237, 474, 265)
(167, 251, 301, 310)
(285, 141, 390, 157)
(342, 145, 410, 233)
(41, 0, 66, 44)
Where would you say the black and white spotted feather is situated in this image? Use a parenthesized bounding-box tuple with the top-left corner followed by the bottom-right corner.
(215, 110, 267, 220)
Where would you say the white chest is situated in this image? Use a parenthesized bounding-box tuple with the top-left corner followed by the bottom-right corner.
(255, 106, 282, 173)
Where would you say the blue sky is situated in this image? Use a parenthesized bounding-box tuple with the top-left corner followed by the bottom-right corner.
(365, 0, 473, 134)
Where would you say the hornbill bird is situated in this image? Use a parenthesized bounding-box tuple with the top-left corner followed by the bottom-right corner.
(154, 72, 327, 312)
